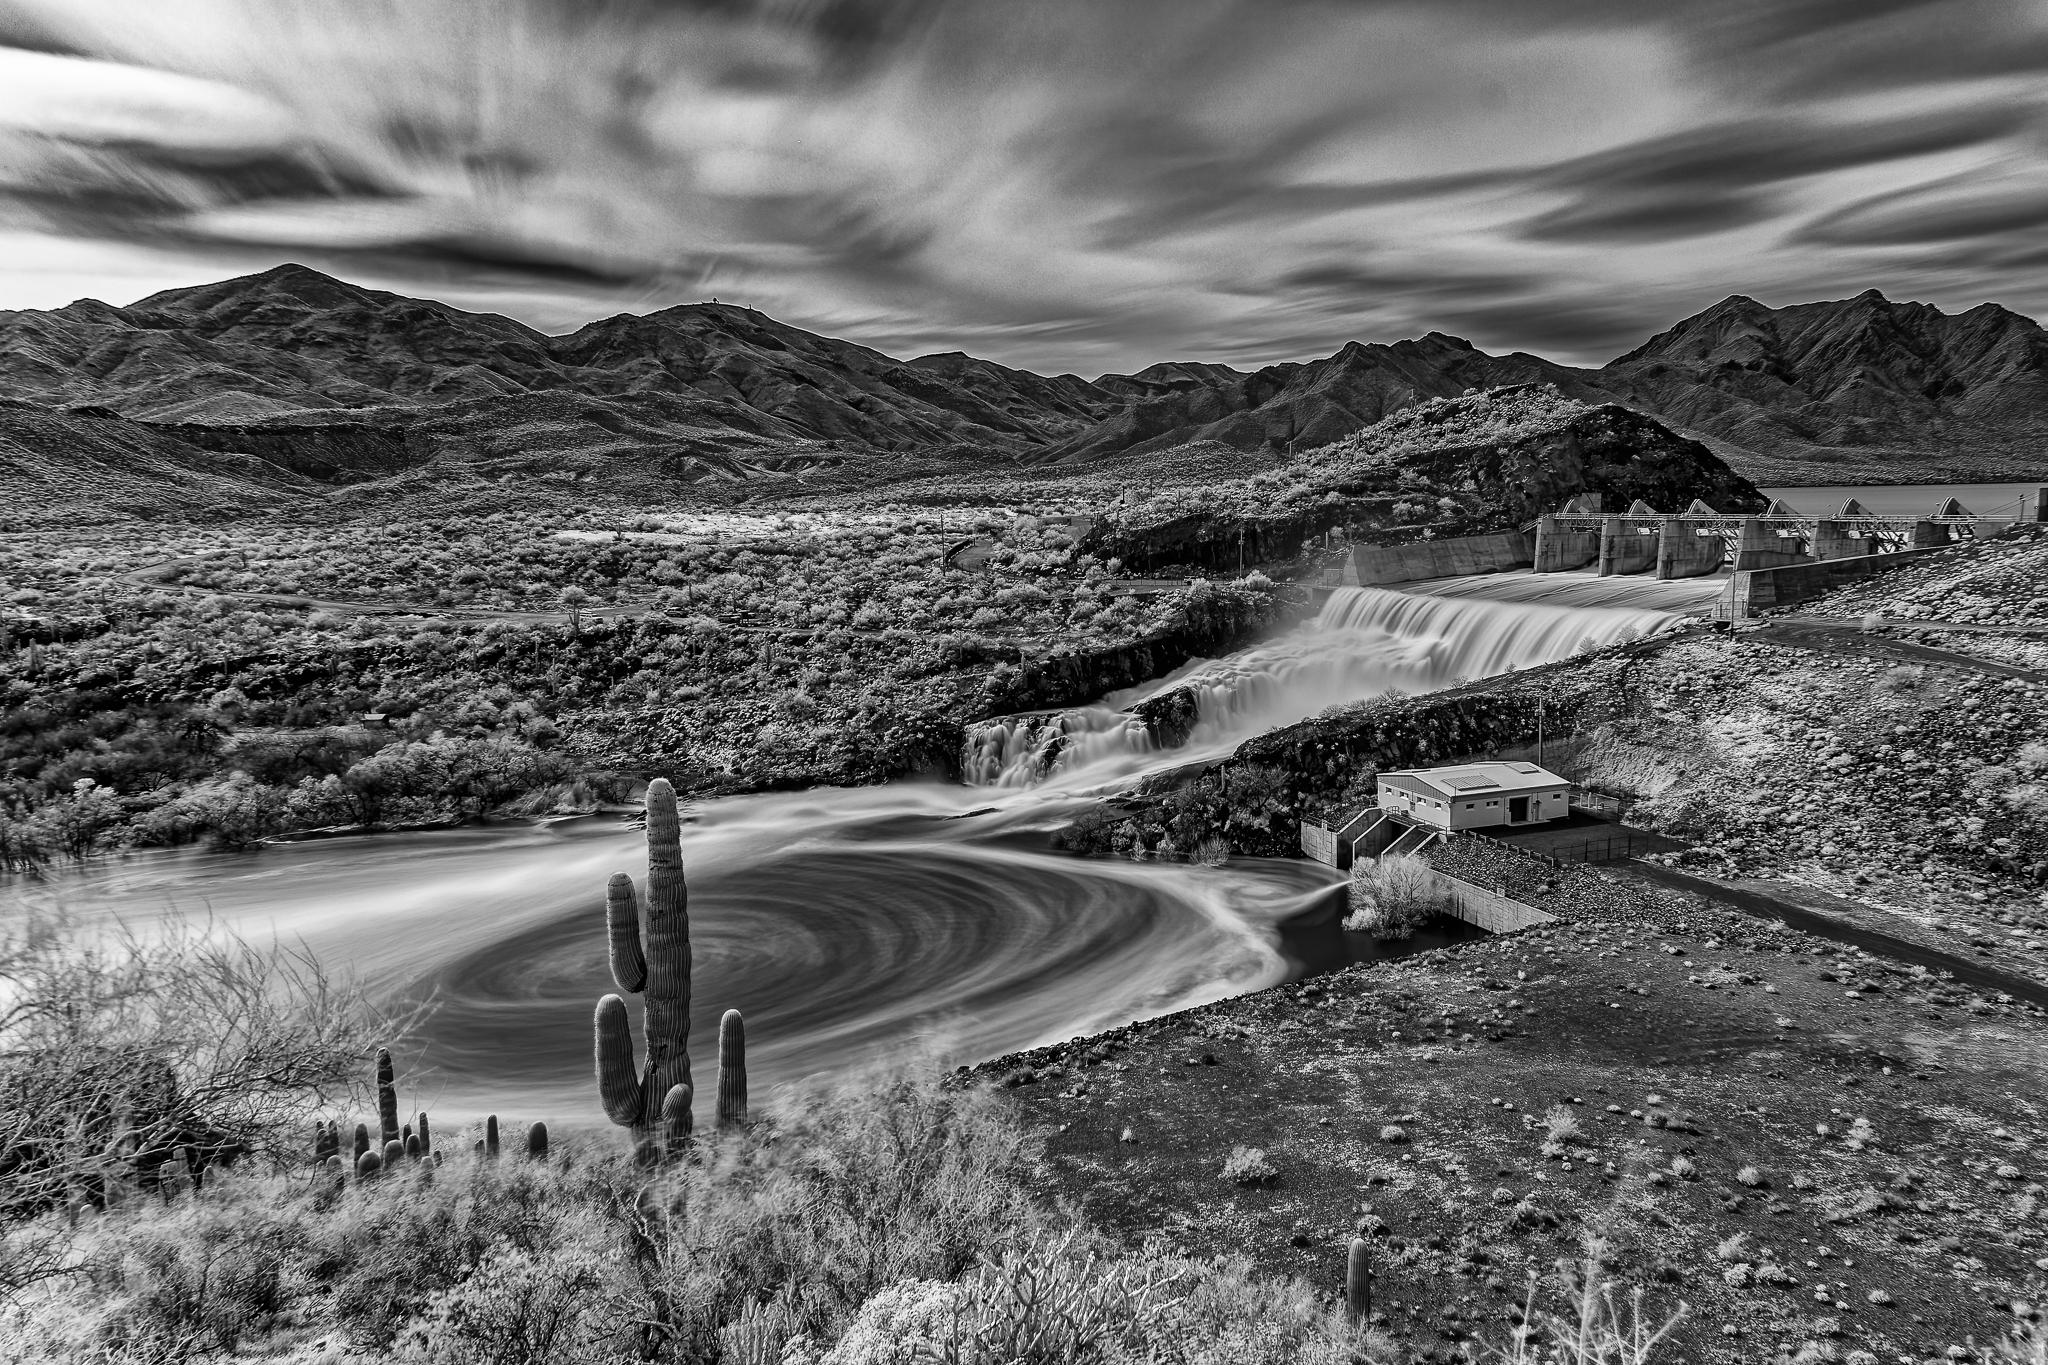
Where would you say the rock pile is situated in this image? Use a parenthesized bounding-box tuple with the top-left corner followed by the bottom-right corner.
(1813, 528, 2048, 629)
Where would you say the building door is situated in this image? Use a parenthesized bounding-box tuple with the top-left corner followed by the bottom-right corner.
(1509, 796, 1529, 822)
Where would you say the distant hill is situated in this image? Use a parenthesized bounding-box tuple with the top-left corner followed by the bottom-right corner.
(1596, 289, 2048, 483)
(0, 265, 2040, 518)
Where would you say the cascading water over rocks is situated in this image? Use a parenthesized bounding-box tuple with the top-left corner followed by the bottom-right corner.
(964, 581, 1696, 788)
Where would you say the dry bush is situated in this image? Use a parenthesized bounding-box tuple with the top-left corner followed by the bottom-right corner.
(1345, 854, 1447, 939)
(1220, 1146, 1277, 1186)
(1477, 1247, 1687, 1365)
(0, 907, 401, 1298)
(616, 1062, 1048, 1360)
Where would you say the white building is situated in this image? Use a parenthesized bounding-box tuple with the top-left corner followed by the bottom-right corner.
(1375, 761, 1571, 831)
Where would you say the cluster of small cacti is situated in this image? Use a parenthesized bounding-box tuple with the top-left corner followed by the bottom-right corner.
(595, 778, 750, 1165)
(316, 1047, 559, 1183)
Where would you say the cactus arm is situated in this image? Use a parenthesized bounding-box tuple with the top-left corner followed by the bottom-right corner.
(660, 1082, 693, 1158)
(605, 873, 646, 994)
(595, 995, 645, 1126)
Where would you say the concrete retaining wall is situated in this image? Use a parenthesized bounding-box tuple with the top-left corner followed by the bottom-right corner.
(1720, 543, 1956, 617)
(1429, 870, 1557, 932)
(1351, 531, 1533, 586)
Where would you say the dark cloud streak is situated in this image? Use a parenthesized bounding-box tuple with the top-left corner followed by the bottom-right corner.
(2, 0, 2048, 372)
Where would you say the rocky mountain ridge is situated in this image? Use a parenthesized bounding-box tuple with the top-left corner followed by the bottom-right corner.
(2, 265, 2042, 518)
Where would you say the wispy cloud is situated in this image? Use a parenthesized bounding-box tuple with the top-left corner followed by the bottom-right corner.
(0, 0, 2044, 372)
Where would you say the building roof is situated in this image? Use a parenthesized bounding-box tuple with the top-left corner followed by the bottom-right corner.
(1377, 761, 1569, 799)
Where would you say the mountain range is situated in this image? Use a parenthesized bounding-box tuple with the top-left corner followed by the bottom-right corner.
(2, 264, 2043, 518)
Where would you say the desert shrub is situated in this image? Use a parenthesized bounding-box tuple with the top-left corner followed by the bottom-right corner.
(394, 1243, 622, 1365)
(1540, 1104, 1586, 1158)
(1986, 1312, 2047, 1364)
(319, 1151, 609, 1349)
(1477, 1248, 1686, 1364)
(1126, 1251, 1385, 1365)
(1345, 854, 1446, 939)
(1220, 1146, 1278, 1186)
(624, 1064, 1046, 1357)
(921, 1231, 1185, 1365)
(58, 1172, 307, 1361)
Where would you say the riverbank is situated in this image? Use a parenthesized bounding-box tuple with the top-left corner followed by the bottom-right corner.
(981, 859, 2048, 1363)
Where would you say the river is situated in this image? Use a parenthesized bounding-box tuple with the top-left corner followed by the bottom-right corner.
(2, 570, 1723, 1127)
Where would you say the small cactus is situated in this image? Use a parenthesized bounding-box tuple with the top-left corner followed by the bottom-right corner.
(1345, 1237, 1373, 1322)
(314, 1120, 340, 1163)
(382, 1139, 403, 1167)
(356, 1149, 382, 1179)
(417, 1113, 432, 1159)
(595, 780, 693, 1150)
(485, 1115, 500, 1159)
(404, 1134, 421, 1160)
(376, 1048, 399, 1148)
(353, 1123, 370, 1164)
(527, 1122, 549, 1161)
(717, 1009, 748, 1130)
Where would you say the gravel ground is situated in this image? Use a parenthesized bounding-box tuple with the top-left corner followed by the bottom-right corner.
(983, 875, 2048, 1365)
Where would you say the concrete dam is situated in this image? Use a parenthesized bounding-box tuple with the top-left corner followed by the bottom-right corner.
(1321, 487, 2047, 617)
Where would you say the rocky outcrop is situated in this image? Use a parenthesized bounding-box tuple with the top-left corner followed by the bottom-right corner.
(1046, 334, 1600, 465)
(1080, 391, 1764, 574)
(978, 581, 1295, 720)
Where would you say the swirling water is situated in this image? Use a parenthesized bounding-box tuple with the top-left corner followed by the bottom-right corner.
(3, 570, 1721, 1124)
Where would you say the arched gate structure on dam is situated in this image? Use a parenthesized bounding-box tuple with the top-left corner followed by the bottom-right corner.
(1532, 489, 2045, 581)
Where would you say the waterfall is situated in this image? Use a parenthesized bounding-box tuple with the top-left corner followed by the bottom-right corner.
(964, 577, 1699, 788)
(960, 709, 1158, 787)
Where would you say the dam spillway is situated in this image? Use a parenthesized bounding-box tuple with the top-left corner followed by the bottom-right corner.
(963, 577, 1709, 789)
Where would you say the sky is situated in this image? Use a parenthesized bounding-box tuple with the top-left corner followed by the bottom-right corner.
(0, 0, 2045, 376)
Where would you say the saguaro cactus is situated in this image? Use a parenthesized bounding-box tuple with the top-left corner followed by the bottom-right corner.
(595, 779, 694, 1151)
(485, 1115, 500, 1159)
(376, 1049, 399, 1147)
(1345, 1237, 1373, 1322)
(717, 1009, 747, 1130)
